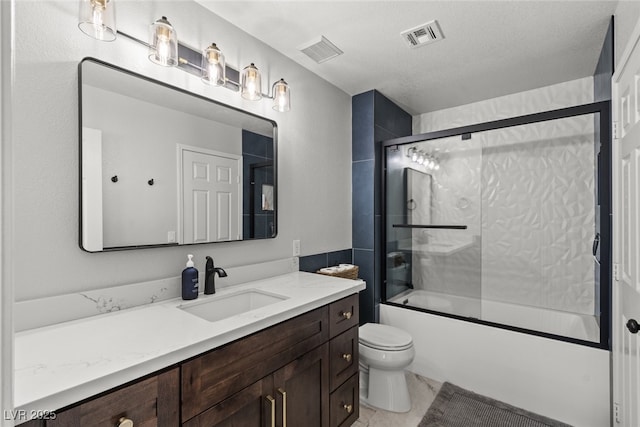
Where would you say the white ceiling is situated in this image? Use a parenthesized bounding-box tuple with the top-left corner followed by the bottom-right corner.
(197, 1, 617, 115)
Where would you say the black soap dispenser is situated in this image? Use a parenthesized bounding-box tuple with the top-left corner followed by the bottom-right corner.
(181, 254, 199, 300)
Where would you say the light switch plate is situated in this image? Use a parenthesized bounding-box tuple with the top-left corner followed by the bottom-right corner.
(293, 239, 301, 256)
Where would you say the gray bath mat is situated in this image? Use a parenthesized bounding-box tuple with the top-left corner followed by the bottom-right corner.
(420, 382, 572, 427)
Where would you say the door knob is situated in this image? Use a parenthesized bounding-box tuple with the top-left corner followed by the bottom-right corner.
(627, 319, 639, 334)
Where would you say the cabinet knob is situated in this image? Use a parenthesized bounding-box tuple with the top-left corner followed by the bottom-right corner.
(342, 403, 353, 414)
(342, 353, 352, 362)
(340, 310, 352, 320)
(117, 418, 134, 427)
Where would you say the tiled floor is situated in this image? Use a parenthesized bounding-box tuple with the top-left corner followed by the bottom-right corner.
(353, 372, 442, 427)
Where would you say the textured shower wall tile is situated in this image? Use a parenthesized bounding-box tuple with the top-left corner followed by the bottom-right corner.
(481, 115, 595, 315)
(413, 77, 593, 134)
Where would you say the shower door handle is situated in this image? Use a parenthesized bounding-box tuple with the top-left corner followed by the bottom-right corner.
(627, 319, 639, 334)
(592, 233, 600, 265)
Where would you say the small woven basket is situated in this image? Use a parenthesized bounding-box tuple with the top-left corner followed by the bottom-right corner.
(316, 265, 359, 280)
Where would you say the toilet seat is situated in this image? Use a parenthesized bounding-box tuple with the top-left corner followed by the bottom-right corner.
(359, 323, 413, 351)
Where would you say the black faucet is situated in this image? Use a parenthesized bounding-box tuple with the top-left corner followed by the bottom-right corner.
(204, 256, 227, 295)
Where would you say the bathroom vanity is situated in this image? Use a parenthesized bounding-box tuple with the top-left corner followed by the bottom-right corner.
(14, 272, 364, 427)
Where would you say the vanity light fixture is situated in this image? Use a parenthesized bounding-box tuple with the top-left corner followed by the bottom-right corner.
(271, 78, 291, 112)
(148, 16, 178, 67)
(77, 0, 292, 112)
(241, 63, 262, 101)
(78, 0, 117, 42)
(201, 43, 226, 86)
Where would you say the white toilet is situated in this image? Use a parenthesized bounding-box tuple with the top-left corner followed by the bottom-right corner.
(359, 323, 415, 413)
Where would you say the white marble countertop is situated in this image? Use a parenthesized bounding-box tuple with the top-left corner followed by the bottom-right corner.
(14, 271, 365, 416)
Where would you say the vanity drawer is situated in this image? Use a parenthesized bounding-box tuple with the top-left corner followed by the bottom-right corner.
(181, 305, 329, 422)
(329, 326, 359, 392)
(329, 294, 359, 338)
(47, 368, 179, 427)
(329, 373, 359, 427)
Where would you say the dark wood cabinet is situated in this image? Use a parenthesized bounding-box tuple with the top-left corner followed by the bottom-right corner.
(26, 293, 359, 427)
(46, 368, 179, 427)
(273, 343, 330, 427)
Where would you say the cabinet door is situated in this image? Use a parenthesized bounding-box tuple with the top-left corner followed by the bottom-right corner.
(182, 377, 275, 427)
(47, 368, 179, 427)
(273, 343, 329, 427)
(329, 326, 359, 392)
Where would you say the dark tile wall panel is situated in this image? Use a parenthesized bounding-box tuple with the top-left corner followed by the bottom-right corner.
(352, 90, 412, 324)
(594, 17, 614, 103)
(352, 160, 375, 250)
(374, 91, 412, 138)
(352, 91, 375, 162)
(242, 130, 274, 239)
(328, 249, 353, 266)
(354, 249, 375, 325)
(299, 249, 354, 273)
(299, 253, 329, 273)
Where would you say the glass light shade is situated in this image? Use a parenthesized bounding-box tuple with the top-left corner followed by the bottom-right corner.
(78, 0, 117, 42)
(241, 63, 262, 100)
(148, 16, 178, 67)
(272, 79, 290, 112)
(201, 43, 226, 86)
(410, 148, 418, 162)
(417, 152, 425, 165)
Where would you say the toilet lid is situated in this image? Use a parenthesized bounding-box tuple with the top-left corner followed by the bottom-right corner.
(359, 323, 413, 351)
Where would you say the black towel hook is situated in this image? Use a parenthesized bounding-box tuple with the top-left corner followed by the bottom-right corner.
(148, 178, 154, 186)
(111, 175, 118, 183)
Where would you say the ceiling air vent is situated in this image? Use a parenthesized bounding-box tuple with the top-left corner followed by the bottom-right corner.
(401, 20, 445, 49)
(299, 36, 344, 64)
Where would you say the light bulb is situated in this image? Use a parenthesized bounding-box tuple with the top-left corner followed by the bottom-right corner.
(78, 0, 117, 41)
(241, 63, 263, 100)
(272, 79, 290, 112)
(149, 16, 178, 67)
(202, 43, 226, 86)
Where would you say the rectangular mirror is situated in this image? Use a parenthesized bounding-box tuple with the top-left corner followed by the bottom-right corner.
(79, 58, 277, 252)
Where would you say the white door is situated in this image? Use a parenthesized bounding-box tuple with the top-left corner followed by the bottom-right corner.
(612, 19, 640, 427)
(181, 148, 241, 243)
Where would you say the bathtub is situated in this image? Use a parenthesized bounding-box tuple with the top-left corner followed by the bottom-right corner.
(380, 294, 610, 427)
(389, 289, 599, 342)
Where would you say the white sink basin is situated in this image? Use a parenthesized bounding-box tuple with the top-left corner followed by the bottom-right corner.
(179, 289, 288, 323)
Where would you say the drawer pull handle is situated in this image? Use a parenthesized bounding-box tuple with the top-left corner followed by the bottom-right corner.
(340, 310, 352, 320)
(277, 388, 287, 427)
(342, 403, 353, 414)
(265, 395, 276, 427)
(342, 353, 352, 362)
(117, 418, 134, 427)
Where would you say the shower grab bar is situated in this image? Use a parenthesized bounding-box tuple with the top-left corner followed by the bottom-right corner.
(392, 224, 468, 230)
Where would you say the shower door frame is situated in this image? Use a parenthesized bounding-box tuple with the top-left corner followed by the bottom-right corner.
(380, 101, 612, 350)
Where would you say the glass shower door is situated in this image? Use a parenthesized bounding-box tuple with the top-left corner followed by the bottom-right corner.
(383, 104, 609, 346)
